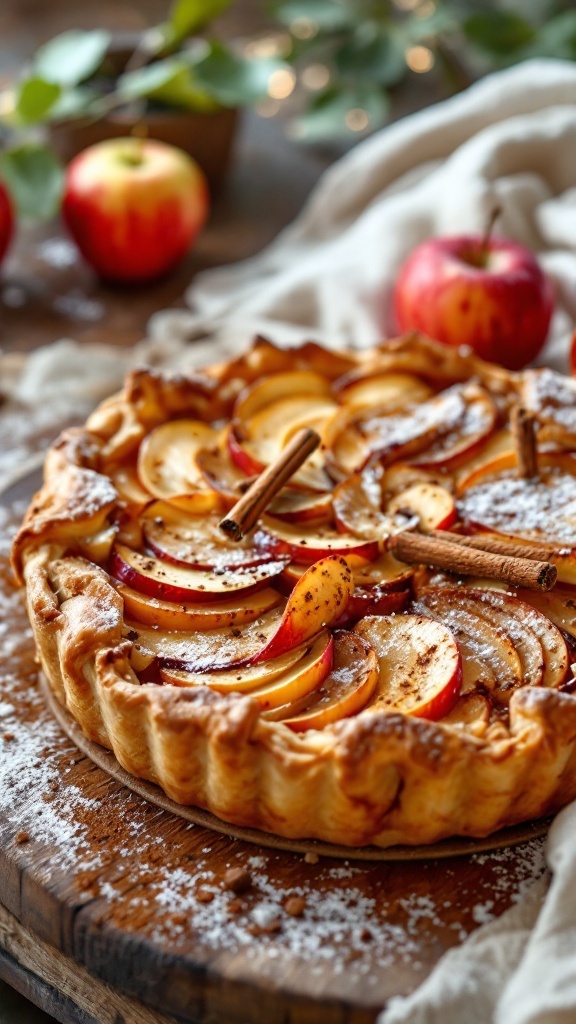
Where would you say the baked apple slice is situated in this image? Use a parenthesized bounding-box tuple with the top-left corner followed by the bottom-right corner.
(110, 543, 288, 602)
(333, 466, 404, 541)
(354, 614, 462, 720)
(272, 630, 378, 731)
(334, 370, 433, 411)
(159, 630, 332, 696)
(127, 608, 284, 672)
(141, 501, 274, 570)
(118, 582, 282, 631)
(253, 554, 354, 662)
(387, 482, 456, 532)
(415, 587, 569, 696)
(280, 550, 414, 592)
(231, 371, 336, 491)
(137, 419, 222, 513)
(359, 383, 495, 468)
(520, 367, 576, 447)
(255, 515, 379, 565)
(162, 630, 333, 709)
(413, 588, 522, 699)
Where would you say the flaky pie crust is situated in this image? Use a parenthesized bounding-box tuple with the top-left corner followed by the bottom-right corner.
(13, 335, 576, 847)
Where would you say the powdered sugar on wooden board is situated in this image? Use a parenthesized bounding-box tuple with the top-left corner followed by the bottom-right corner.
(0, 498, 548, 1003)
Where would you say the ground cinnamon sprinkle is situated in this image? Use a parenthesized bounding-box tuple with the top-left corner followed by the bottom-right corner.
(0, 500, 550, 996)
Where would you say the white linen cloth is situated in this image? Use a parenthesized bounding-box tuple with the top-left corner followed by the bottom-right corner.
(3, 58, 576, 1023)
(148, 57, 576, 376)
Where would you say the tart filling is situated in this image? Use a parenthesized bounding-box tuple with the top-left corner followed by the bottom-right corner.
(12, 334, 576, 847)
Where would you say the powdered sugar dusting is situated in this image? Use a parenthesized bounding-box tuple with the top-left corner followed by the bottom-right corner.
(0, 495, 548, 1001)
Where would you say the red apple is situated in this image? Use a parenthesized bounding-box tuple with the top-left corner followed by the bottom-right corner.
(62, 137, 209, 282)
(0, 181, 13, 266)
(393, 234, 554, 370)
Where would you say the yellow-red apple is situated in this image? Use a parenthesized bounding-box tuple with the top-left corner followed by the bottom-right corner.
(393, 234, 554, 370)
(62, 137, 209, 282)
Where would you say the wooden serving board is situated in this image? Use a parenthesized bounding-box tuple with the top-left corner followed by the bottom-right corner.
(0, 468, 550, 1024)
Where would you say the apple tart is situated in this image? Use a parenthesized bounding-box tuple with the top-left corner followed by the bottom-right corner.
(12, 334, 576, 848)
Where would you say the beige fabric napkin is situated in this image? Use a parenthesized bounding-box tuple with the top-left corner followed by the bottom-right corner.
(149, 58, 576, 374)
(379, 804, 576, 1024)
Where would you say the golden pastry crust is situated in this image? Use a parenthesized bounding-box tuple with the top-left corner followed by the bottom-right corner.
(13, 334, 576, 847)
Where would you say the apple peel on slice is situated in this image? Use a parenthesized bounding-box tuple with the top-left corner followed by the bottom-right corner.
(117, 582, 282, 631)
(137, 419, 222, 512)
(274, 630, 378, 731)
(126, 608, 283, 673)
(252, 555, 354, 663)
(255, 515, 379, 565)
(141, 501, 274, 571)
(354, 614, 462, 720)
(160, 630, 331, 692)
(110, 543, 289, 602)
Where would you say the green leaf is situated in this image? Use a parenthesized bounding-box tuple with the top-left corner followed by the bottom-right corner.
(166, 0, 234, 44)
(13, 77, 61, 124)
(34, 29, 111, 87)
(118, 58, 189, 100)
(522, 11, 576, 60)
(193, 43, 287, 106)
(0, 144, 64, 220)
(294, 84, 389, 141)
(272, 0, 355, 32)
(334, 30, 406, 87)
(47, 86, 100, 122)
(464, 11, 536, 55)
(118, 58, 218, 112)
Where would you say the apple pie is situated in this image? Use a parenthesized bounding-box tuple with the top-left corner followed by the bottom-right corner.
(12, 334, 576, 847)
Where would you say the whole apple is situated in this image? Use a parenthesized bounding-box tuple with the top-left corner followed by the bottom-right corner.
(62, 138, 209, 283)
(0, 180, 14, 267)
(393, 234, 554, 370)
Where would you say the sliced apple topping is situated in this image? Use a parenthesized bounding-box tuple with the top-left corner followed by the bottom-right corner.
(255, 515, 379, 565)
(333, 466, 403, 541)
(520, 367, 576, 446)
(457, 452, 576, 555)
(354, 614, 462, 720)
(141, 501, 273, 570)
(387, 482, 456, 532)
(118, 582, 282, 631)
(110, 543, 289, 602)
(327, 382, 496, 476)
(413, 588, 522, 699)
(126, 607, 283, 672)
(273, 630, 378, 731)
(137, 419, 222, 512)
(161, 631, 331, 691)
(414, 587, 569, 699)
(196, 434, 255, 499)
(334, 370, 433, 411)
(231, 371, 337, 491)
(253, 554, 354, 663)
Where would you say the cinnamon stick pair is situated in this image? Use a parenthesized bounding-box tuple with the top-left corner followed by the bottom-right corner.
(219, 409, 556, 592)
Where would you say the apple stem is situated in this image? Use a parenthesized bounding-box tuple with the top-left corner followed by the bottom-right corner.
(480, 205, 502, 255)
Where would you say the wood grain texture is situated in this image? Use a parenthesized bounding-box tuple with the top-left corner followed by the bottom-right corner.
(0, 471, 550, 1024)
(0, 904, 175, 1024)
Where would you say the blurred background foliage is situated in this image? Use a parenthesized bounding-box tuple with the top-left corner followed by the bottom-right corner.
(0, 0, 574, 219)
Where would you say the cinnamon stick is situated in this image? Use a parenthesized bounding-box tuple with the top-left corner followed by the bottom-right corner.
(511, 404, 538, 479)
(219, 428, 321, 541)
(387, 531, 557, 591)
(428, 529, 560, 564)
